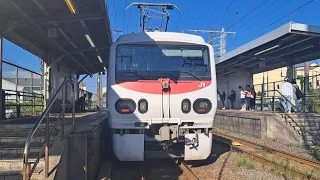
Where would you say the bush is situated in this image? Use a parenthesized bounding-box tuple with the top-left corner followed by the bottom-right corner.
(309, 89, 320, 113)
(236, 156, 255, 169)
(308, 146, 320, 161)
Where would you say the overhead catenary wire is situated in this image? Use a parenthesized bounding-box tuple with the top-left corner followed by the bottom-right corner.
(194, 0, 208, 28)
(219, 0, 255, 28)
(225, 0, 270, 31)
(198, 0, 223, 29)
(233, 0, 282, 32)
(229, 0, 314, 48)
(235, 0, 292, 35)
(211, 0, 235, 25)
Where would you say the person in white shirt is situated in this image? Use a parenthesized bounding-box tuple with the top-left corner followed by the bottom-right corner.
(281, 77, 293, 113)
(239, 86, 246, 111)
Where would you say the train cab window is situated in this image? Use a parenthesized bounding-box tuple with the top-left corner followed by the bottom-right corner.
(116, 44, 211, 81)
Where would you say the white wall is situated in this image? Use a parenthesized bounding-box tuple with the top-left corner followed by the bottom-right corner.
(49, 62, 77, 102)
(217, 71, 253, 109)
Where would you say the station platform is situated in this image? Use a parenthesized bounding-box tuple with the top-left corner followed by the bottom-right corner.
(0, 109, 108, 180)
(0, 110, 103, 124)
(215, 109, 320, 148)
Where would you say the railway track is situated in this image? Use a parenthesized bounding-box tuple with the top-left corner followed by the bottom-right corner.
(138, 164, 147, 180)
(110, 161, 147, 180)
(177, 160, 201, 180)
(212, 130, 320, 179)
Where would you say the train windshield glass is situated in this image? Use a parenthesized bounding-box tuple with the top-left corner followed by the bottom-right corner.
(116, 44, 211, 81)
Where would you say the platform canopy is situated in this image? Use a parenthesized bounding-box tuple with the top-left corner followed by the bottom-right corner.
(0, 0, 112, 76)
(216, 22, 320, 77)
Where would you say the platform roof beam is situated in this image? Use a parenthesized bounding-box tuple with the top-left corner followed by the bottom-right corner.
(216, 22, 320, 76)
(0, 0, 93, 76)
(32, 0, 97, 73)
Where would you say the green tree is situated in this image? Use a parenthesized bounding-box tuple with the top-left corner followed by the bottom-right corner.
(102, 92, 107, 97)
(297, 75, 304, 92)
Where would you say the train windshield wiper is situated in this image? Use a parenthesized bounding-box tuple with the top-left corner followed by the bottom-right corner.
(121, 71, 145, 79)
(180, 71, 202, 81)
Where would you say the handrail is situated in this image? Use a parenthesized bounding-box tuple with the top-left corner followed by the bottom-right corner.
(3, 89, 43, 96)
(257, 89, 297, 110)
(23, 77, 69, 179)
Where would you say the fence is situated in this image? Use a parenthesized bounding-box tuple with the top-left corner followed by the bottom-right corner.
(254, 74, 320, 113)
(2, 59, 43, 119)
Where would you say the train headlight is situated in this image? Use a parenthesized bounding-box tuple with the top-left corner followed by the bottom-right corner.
(115, 99, 136, 114)
(181, 99, 191, 113)
(138, 99, 148, 114)
(193, 98, 212, 114)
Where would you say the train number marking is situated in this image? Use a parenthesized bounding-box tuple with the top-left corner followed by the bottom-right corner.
(198, 82, 206, 88)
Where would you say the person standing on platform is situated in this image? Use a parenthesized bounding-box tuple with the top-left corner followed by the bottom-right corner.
(250, 86, 256, 111)
(245, 85, 253, 111)
(291, 80, 302, 112)
(228, 90, 236, 109)
(78, 94, 87, 112)
(239, 86, 246, 111)
(221, 91, 226, 109)
(281, 78, 293, 113)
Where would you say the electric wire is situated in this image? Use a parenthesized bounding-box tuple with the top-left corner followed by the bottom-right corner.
(194, 0, 208, 28)
(225, 0, 270, 31)
(198, 0, 219, 29)
(211, 0, 235, 25)
(233, 0, 282, 32)
(229, 0, 314, 48)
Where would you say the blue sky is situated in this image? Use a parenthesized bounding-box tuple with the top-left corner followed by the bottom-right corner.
(3, 0, 320, 93)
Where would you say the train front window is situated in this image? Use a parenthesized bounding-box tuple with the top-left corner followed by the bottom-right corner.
(116, 44, 211, 81)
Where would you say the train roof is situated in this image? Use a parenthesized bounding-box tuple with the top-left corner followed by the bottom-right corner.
(116, 32, 207, 45)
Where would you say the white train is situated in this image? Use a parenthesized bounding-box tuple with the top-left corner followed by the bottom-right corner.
(107, 32, 217, 161)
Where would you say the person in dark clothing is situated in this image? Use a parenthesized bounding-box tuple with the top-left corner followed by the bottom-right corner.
(250, 86, 256, 110)
(221, 91, 226, 109)
(78, 94, 87, 112)
(228, 90, 236, 109)
(245, 85, 253, 110)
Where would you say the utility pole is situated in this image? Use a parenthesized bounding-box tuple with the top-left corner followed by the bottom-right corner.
(304, 61, 310, 112)
(188, 26, 236, 56)
(209, 25, 213, 45)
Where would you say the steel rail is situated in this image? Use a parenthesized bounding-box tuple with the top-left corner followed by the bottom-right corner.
(231, 146, 317, 180)
(212, 130, 320, 169)
(139, 165, 147, 180)
(178, 161, 200, 180)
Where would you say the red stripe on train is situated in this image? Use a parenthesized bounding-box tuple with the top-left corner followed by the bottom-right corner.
(116, 80, 211, 94)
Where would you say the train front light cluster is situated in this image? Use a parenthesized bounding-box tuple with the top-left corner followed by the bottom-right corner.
(192, 98, 212, 114)
(115, 98, 148, 114)
(181, 98, 212, 114)
(115, 99, 136, 114)
(181, 99, 191, 113)
(138, 99, 148, 114)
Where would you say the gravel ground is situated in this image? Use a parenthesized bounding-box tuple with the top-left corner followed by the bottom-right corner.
(214, 128, 314, 160)
(109, 128, 316, 180)
(191, 152, 285, 180)
(179, 140, 285, 180)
